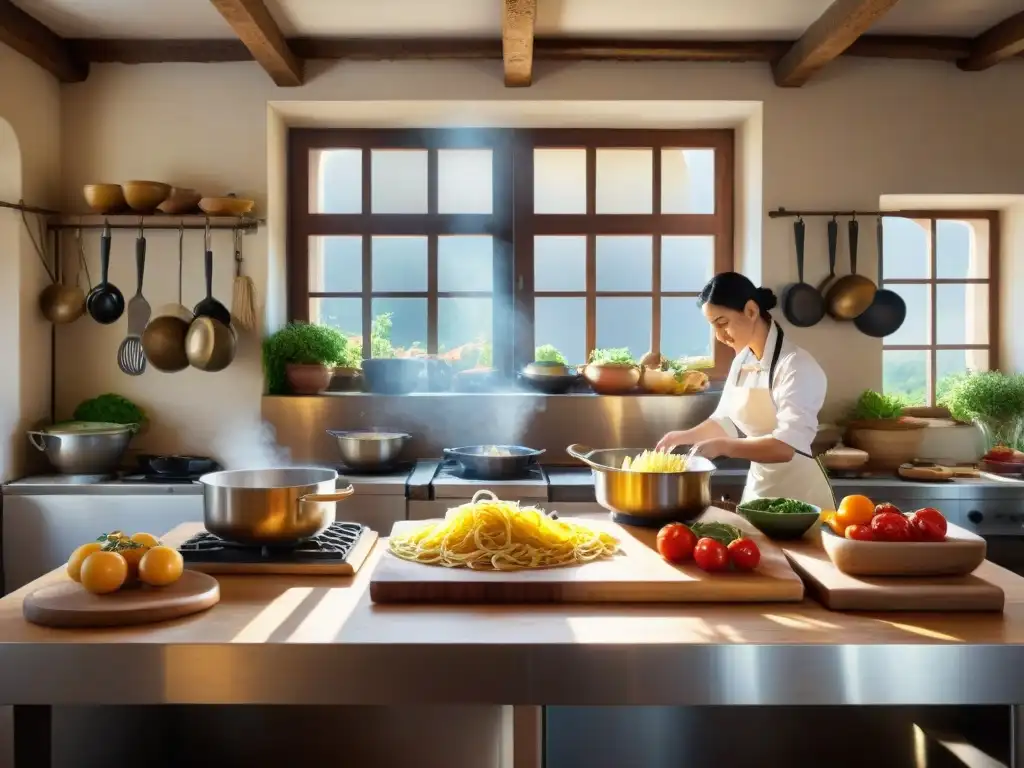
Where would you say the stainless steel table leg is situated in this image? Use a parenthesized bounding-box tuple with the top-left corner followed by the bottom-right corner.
(13, 705, 51, 768)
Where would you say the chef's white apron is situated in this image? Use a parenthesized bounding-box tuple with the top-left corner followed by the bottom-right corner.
(719, 324, 836, 512)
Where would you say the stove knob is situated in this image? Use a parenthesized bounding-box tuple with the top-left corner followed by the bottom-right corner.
(967, 510, 983, 524)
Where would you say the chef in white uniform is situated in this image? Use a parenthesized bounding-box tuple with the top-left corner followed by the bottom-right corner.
(657, 272, 836, 511)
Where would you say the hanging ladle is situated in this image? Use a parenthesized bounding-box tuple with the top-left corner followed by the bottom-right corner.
(86, 220, 125, 324)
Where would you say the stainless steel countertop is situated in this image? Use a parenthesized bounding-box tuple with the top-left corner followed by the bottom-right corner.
(2, 476, 204, 496)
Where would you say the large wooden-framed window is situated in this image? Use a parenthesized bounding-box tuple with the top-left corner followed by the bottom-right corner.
(512, 129, 734, 376)
(880, 211, 999, 405)
(288, 129, 514, 373)
(288, 127, 735, 380)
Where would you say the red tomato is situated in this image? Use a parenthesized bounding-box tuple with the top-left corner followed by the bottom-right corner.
(656, 523, 697, 563)
(874, 502, 902, 517)
(727, 538, 761, 571)
(844, 524, 874, 541)
(694, 538, 729, 572)
(986, 446, 1014, 462)
(870, 511, 912, 542)
(909, 507, 947, 542)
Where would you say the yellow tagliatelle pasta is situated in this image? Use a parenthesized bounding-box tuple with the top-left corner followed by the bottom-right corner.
(388, 490, 619, 570)
(621, 449, 688, 472)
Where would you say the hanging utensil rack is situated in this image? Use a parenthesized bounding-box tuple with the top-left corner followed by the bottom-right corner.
(0, 198, 262, 234)
(769, 207, 908, 219)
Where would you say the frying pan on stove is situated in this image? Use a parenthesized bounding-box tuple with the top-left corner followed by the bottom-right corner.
(443, 445, 545, 479)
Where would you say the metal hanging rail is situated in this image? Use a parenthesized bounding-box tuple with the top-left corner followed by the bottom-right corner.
(0, 198, 262, 233)
(768, 207, 907, 219)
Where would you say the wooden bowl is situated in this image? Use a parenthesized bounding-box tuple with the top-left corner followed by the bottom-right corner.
(82, 184, 126, 214)
(157, 187, 202, 215)
(199, 196, 255, 217)
(121, 181, 171, 213)
(582, 362, 640, 395)
(820, 523, 986, 577)
(819, 444, 869, 472)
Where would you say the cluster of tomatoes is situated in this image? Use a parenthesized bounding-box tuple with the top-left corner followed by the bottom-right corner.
(823, 495, 947, 543)
(655, 522, 761, 573)
(67, 531, 185, 595)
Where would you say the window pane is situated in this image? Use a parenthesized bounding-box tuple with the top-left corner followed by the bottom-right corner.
(881, 283, 929, 345)
(882, 217, 929, 279)
(372, 236, 427, 291)
(310, 298, 362, 344)
(936, 219, 987, 279)
(936, 349, 990, 400)
(661, 149, 715, 214)
(595, 149, 652, 214)
(438, 149, 492, 214)
(596, 236, 652, 292)
(534, 148, 586, 214)
(439, 297, 493, 371)
(534, 297, 585, 365)
(535, 236, 585, 292)
(371, 149, 427, 213)
(936, 283, 988, 345)
(883, 349, 928, 405)
(370, 299, 426, 358)
(662, 236, 714, 291)
(308, 236, 361, 292)
(661, 298, 712, 359)
(596, 297, 651, 362)
(309, 149, 361, 214)
(439, 236, 492, 292)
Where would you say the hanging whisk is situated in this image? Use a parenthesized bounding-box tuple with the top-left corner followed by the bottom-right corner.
(230, 226, 258, 331)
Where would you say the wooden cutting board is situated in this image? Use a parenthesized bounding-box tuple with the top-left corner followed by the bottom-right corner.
(369, 508, 805, 604)
(23, 570, 221, 628)
(783, 536, 1004, 612)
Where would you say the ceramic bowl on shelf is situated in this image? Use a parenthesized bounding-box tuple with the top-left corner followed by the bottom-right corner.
(82, 184, 127, 214)
(820, 524, 986, 576)
(200, 196, 255, 217)
(121, 180, 172, 213)
(157, 187, 202, 214)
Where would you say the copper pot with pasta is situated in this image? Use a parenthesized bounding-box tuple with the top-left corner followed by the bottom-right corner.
(566, 444, 715, 527)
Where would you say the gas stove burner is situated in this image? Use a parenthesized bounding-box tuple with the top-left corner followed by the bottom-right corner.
(338, 461, 415, 477)
(179, 522, 367, 564)
(437, 458, 543, 482)
(119, 473, 200, 485)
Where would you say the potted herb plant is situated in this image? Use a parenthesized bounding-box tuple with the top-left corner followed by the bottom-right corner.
(845, 390, 926, 470)
(940, 371, 1024, 452)
(262, 322, 352, 395)
(583, 348, 640, 394)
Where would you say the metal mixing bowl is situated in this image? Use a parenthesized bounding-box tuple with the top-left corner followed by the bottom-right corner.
(327, 429, 411, 470)
(27, 422, 135, 475)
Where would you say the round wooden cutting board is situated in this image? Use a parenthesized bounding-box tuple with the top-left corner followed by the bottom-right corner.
(23, 570, 221, 628)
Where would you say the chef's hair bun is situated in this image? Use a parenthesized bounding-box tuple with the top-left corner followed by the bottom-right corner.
(754, 287, 778, 312)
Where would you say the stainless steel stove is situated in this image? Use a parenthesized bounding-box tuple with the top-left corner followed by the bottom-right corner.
(407, 459, 551, 520)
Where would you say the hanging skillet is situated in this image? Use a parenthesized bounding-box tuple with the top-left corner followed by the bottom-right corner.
(855, 216, 907, 338)
(781, 217, 824, 327)
(815, 215, 838, 297)
(826, 216, 876, 320)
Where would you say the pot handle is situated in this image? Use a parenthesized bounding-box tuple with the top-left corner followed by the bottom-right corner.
(300, 484, 355, 503)
(566, 444, 603, 470)
(26, 431, 47, 451)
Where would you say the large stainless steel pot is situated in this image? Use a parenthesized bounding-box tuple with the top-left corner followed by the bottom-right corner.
(327, 428, 410, 471)
(27, 422, 136, 475)
(199, 467, 354, 544)
(567, 444, 715, 526)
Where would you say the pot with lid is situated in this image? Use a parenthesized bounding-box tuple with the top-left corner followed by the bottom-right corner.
(27, 421, 137, 475)
(198, 467, 355, 545)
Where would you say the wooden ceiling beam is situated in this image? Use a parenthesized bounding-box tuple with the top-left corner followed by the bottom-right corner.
(209, 0, 303, 86)
(773, 0, 903, 87)
(0, 0, 87, 82)
(502, 0, 536, 87)
(958, 10, 1024, 71)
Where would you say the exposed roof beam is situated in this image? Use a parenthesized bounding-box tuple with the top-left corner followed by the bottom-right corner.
(502, 0, 536, 87)
(0, 0, 87, 82)
(958, 10, 1024, 71)
(209, 0, 302, 86)
(773, 0, 902, 87)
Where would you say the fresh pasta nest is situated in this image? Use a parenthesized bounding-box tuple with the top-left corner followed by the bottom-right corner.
(621, 449, 688, 473)
(388, 490, 619, 570)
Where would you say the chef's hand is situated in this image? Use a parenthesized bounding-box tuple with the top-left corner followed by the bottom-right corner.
(655, 431, 688, 453)
(691, 438, 728, 459)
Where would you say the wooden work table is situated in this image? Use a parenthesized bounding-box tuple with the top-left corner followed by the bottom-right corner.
(2, 523, 1024, 709)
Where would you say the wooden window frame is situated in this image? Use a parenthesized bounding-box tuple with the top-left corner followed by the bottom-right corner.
(288, 128, 515, 373)
(511, 129, 735, 379)
(881, 209, 1000, 406)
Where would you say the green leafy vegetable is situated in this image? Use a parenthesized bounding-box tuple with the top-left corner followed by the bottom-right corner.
(534, 344, 567, 365)
(740, 497, 816, 515)
(689, 521, 742, 545)
(666, 356, 714, 382)
(589, 347, 636, 365)
(73, 394, 145, 425)
(940, 371, 1024, 450)
(262, 322, 353, 395)
(849, 390, 906, 421)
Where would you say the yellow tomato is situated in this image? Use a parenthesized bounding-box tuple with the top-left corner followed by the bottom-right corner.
(67, 542, 104, 582)
(138, 546, 184, 587)
(821, 510, 846, 536)
(79, 551, 128, 595)
(130, 532, 161, 549)
(836, 495, 875, 530)
(117, 543, 148, 581)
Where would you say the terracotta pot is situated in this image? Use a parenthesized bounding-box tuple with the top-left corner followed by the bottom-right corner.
(583, 362, 640, 395)
(286, 363, 334, 395)
(846, 421, 925, 470)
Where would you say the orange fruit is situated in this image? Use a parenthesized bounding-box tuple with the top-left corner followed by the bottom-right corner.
(836, 495, 875, 529)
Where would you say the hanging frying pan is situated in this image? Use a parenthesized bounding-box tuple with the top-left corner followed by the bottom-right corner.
(815, 216, 838, 297)
(826, 216, 876, 320)
(782, 217, 825, 327)
(854, 216, 906, 338)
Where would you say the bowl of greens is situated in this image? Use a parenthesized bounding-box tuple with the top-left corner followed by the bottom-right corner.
(736, 497, 822, 540)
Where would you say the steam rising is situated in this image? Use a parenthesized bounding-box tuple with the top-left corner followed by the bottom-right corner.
(211, 419, 292, 470)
